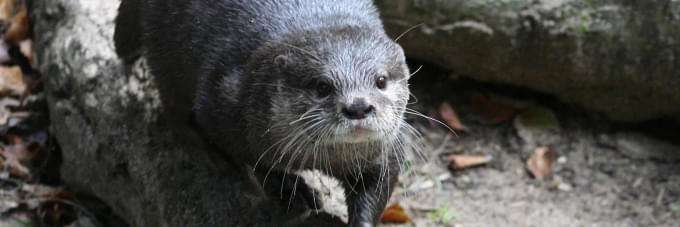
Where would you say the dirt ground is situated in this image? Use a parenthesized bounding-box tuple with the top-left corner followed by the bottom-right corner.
(306, 69, 680, 227)
(388, 122, 679, 226)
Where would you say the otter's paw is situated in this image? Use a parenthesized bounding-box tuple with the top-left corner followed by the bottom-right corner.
(262, 171, 324, 210)
(294, 178, 324, 210)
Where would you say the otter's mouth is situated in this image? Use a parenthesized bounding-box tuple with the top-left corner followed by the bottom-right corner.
(331, 125, 378, 144)
(347, 127, 373, 137)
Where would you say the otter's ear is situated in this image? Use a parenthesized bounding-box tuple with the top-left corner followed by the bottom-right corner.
(274, 54, 291, 73)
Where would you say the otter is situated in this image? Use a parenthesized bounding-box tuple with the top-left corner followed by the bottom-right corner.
(114, 0, 418, 226)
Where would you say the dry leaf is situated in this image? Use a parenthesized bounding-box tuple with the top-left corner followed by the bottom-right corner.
(470, 93, 517, 125)
(526, 147, 555, 179)
(439, 102, 468, 132)
(0, 66, 26, 95)
(0, 140, 40, 178)
(0, 98, 19, 125)
(5, 5, 29, 43)
(5, 132, 21, 144)
(381, 203, 411, 223)
(9, 111, 29, 118)
(0, 147, 30, 178)
(21, 184, 77, 225)
(0, 188, 19, 213)
(0, 198, 19, 213)
(0, 39, 10, 64)
(40, 190, 77, 226)
(0, 0, 19, 21)
(19, 39, 34, 68)
(447, 154, 492, 170)
(22, 184, 59, 198)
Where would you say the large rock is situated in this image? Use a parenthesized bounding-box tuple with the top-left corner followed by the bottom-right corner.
(29, 0, 340, 226)
(376, 0, 680, 122)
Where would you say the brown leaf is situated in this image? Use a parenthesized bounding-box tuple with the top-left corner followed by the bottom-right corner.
(526, 147, 555, 179)
(439, 102, 468, 132)
(447, 154, 492, 170)
(19, 39, 34, 68)
(5, 132, 21, 144)
(470, 93, 517, 125)
(41, 190, 77, 226)
(22, 184, 59, 198)
(22, 184, 58, 209)
(0, 66, 26, 96)
(0, 140, 40, 178)
(380, 203, 411, 223)
(21, 185, 77, 225)
(0, 0, 19, 22)
(5, 5, 29, 43)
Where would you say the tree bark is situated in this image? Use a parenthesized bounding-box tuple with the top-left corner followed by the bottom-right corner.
(29, 0, 342, 226)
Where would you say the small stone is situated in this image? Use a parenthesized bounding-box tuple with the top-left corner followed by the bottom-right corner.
(632, 178, 643, 188)
(436, 172, 452, 181)
(598, 163, 616, 176)
(557, 182, 572, 192)
(671, 201, 680, 212)
(548, 181, 572, 192)
(0, 198, 18, 213)
(513, 105, 561, 146)
(596, 134, 617, 149)
(599, 199, 608, 206)
(441, 182, 456, 191)
(557, 156, 567, 164)
(459, 175, 471, 183)
(619, 191, 638, 201)
(559, 168, 575, 180)
(415, 180, 435, 191)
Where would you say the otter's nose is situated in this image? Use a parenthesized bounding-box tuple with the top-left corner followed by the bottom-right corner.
(342, 103, 375, 120)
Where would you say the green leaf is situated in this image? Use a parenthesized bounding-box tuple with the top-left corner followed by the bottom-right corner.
(671, 201, 680, 212)
(428, 206, 455, 224)
(402, 160, 413, 171)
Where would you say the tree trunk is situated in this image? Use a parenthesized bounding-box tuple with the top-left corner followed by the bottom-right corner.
(29, 0, 342, 226)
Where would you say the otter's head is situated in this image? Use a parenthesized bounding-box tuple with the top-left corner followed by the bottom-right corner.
(244, 27, 412, 169)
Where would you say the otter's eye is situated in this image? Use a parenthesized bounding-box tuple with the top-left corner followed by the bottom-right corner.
(376, 76, 387, 90)
(316, 82, 332, 97)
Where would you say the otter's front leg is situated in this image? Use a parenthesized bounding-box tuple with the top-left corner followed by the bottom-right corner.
(255, 169, 324, 210)
(342, 162, 399, 227)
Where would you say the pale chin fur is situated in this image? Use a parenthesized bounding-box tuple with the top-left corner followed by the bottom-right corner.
(331, 131, 379, 144)
(325, 119, 386, 144)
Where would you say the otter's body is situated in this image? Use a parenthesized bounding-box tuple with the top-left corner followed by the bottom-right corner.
(115, 0, 416, 226)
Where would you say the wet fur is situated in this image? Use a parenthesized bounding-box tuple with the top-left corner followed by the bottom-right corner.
(115, 0, 418, 226)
